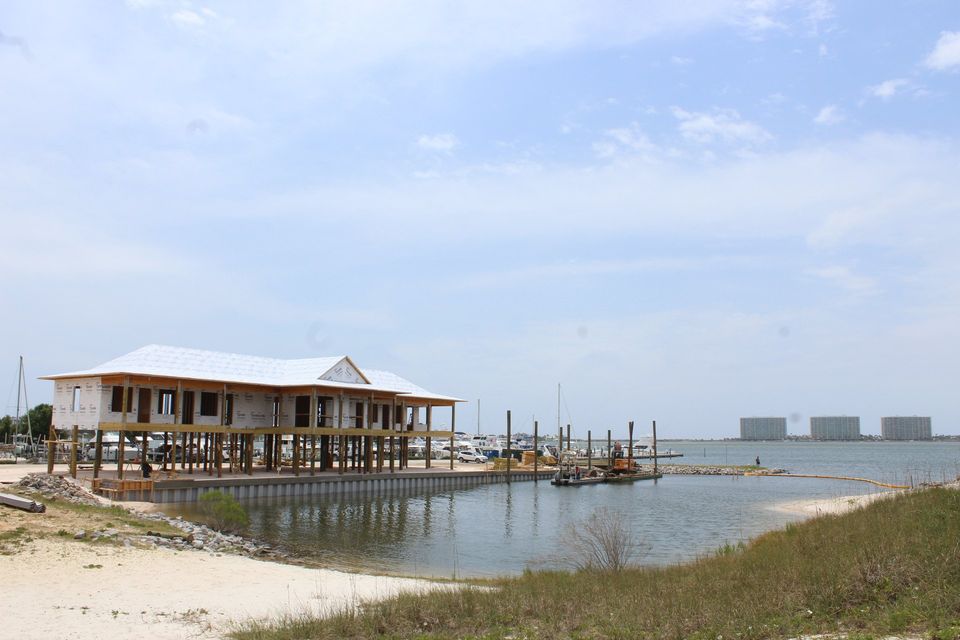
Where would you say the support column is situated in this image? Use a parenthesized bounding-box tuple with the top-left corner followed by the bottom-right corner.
(628, 421, 634, 469)
(46, 422, 56, 474)
(162, 432, 169, 471)
(425, 404, 432, 469)
(310, 388, 318, 476)
(140, 429, 149, 477)
(69, 425, 79, 478)
(533, 419, 538, 481)
(293, 431, 300, 476)
(118, 377, 129, 480)
(93, 428, 104, 479)
(188, 432, 195, 474)
(506, 410, 512, 483)
(338, 393, 345, 475)
(588, 430, 592, 471)
(449, 404, 456, 471)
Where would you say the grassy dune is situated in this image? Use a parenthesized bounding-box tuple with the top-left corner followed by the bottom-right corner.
(232, 488, 960, 640)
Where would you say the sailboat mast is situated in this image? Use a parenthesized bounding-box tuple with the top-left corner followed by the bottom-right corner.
(477, 398, 480, 435)
(557, 383, 561, 447)
(15, 356, 22, 437)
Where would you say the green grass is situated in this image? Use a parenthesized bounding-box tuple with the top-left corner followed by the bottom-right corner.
(230, 487, 960, 640)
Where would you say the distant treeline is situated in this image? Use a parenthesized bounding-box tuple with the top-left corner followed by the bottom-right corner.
(0, 403, 51, 440)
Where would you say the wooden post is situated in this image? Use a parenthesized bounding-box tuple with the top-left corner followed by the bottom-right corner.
(175, 381, 182, 469)
(505, 410, 511, 483)
(652, 419, 658, 477)
(93, 428, 103, 479)
(141, 429, 149, 477)
(180, 432, 187, 470)
(216, 432, 223, 478)
(607, 429, 612, 469)
(69, 425, 79, 478)
(338, 393, 345, 475)
(117, 430, 125, 479)
(293, 430, 300, 476)
(628, 421, 634, 469)
(400, 401, 407, 469)
(247, 433, 254, 476)
(449, 403, 456, 470)
(310, 388, 318, 476)
(587, 430, 592, 471)
(162, 432, 169, 471)
(425, 405, 432, 469)
(566, 424, 571, 452)
(533, 420, 538, 481)
(188, 432, 194, 474)
(119, 378, 129, 479)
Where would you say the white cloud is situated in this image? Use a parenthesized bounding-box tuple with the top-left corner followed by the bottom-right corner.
(671, 107, 772, 145)
(924, 31, 960, 70)
(670, 55, 694, 65)
(813, 105, 843, 125)
(868, 78, 909, 100)
(171, 9, 205, 27)
(594, 122, 656, 158)
(806, 265, 880, 297)
(417, 133, 459, 152)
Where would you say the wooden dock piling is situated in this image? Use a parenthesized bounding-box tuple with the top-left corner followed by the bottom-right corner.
(506, 410, 512, 483)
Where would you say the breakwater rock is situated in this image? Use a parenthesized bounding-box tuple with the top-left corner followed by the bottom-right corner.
(651, 465, 787, 476)
(13, 472, 285, 561)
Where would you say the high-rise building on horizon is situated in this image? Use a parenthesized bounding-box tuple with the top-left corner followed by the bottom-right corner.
(881, 416, 932, 440)
(810, 416, 860, 440)
(740, 417, 787, 440)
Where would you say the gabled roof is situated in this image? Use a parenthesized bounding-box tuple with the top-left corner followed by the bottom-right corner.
(41, 344, 463, 402)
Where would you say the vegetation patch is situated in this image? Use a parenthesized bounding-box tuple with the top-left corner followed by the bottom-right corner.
(197, 490, 249, 533)
(230, 487, 960, 640)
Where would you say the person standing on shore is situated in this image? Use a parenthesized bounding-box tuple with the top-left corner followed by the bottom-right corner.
(755, 456, 760, 466)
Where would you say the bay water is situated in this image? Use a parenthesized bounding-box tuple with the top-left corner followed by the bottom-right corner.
(164, 440, 960, 578)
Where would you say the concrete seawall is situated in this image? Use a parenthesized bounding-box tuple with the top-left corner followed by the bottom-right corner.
(113, 469, 556, 503)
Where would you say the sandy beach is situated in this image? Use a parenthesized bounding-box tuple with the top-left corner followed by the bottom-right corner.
(1, 463, 455, 640)
(769, 490, 902, 517)
(0, 537, 452, 640)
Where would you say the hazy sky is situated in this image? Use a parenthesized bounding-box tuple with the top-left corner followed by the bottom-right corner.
(2, 1, 959, 438)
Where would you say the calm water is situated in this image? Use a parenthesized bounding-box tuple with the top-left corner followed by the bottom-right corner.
(165, 440, 960, 578)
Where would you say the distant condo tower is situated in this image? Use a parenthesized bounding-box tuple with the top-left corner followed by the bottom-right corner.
(881, 416, 932, 440)
(740, 417, 787, 440)
(810, 416, 860, 441)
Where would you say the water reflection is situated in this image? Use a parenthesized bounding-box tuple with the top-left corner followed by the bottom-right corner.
(163, 441, 960, 578)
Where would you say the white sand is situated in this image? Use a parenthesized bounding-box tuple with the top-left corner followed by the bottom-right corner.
(769, 490, 901, 516)
(1, 537, 452, 640)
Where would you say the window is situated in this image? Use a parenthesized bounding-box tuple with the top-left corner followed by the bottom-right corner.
(72, 386, 81, 412)
(272, 397, 280, 427)
(294, 396, 310, 427)
(157, 390, 175, 416)
(372, 404, 379, 423)
(200, 392, 218, 417)
(224, 394, 234, 426)
(355, 402, 364, 427)
(110, 386, 133, 413)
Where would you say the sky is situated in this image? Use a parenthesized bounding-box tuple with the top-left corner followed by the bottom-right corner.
(1, 1, 959, 439)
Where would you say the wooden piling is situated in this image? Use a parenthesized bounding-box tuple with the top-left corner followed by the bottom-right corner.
(607, 429, 612, 469)
(93, 429, 103, 479)
(117, 430, 125, 480)
(566, 424, 571, 452)
(69, 425, 79, 478)
(652, 419, 658, 477)
(533, 420, 538, 481)
(449, 404, 456, 471)
(587, 430, 592, 470)
(627, 420, 634, 469)
(506, 410, 512, 483)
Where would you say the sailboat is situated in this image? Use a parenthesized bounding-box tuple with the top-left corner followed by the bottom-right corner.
(11, 356, 38, 459)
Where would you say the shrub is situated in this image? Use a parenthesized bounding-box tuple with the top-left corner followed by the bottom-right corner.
(197, 490, 249, 532)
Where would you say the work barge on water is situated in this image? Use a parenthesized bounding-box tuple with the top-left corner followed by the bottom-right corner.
(38, 345, 559, 502)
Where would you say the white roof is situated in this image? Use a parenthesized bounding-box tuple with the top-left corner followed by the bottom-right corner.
(42, 344, 463, 402)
